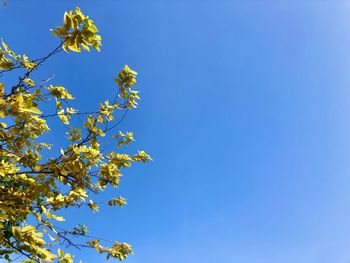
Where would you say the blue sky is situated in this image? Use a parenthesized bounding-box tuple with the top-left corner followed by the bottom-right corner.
(2, 1, 350, 262)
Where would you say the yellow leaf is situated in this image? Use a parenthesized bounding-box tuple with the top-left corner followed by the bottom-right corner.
(20, 107, 42, 115)
(0, 83, 4, 97)
(51, 214, 65, 222)
(23, 78, 35, 87)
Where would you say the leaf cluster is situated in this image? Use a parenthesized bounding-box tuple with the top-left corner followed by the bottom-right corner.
(50, 7, 102, 52)
(0, 7, 151, 263)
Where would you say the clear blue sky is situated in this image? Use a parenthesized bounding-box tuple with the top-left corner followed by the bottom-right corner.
(2, 1, 350, 262)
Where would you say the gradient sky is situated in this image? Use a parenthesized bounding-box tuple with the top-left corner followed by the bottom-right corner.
(2, 1, 350, 262)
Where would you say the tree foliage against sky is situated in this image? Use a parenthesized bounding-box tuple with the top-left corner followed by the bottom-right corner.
(0, 6, 151, 262)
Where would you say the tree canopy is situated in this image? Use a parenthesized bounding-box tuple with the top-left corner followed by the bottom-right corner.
(0, 6, 151, 262)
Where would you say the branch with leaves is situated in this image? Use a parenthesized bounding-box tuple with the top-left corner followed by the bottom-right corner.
(0, 7, 151, 263)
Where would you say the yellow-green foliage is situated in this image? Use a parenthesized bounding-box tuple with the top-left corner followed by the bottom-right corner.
(0, 7, 151, 262)
(50, 7, 102, 52)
